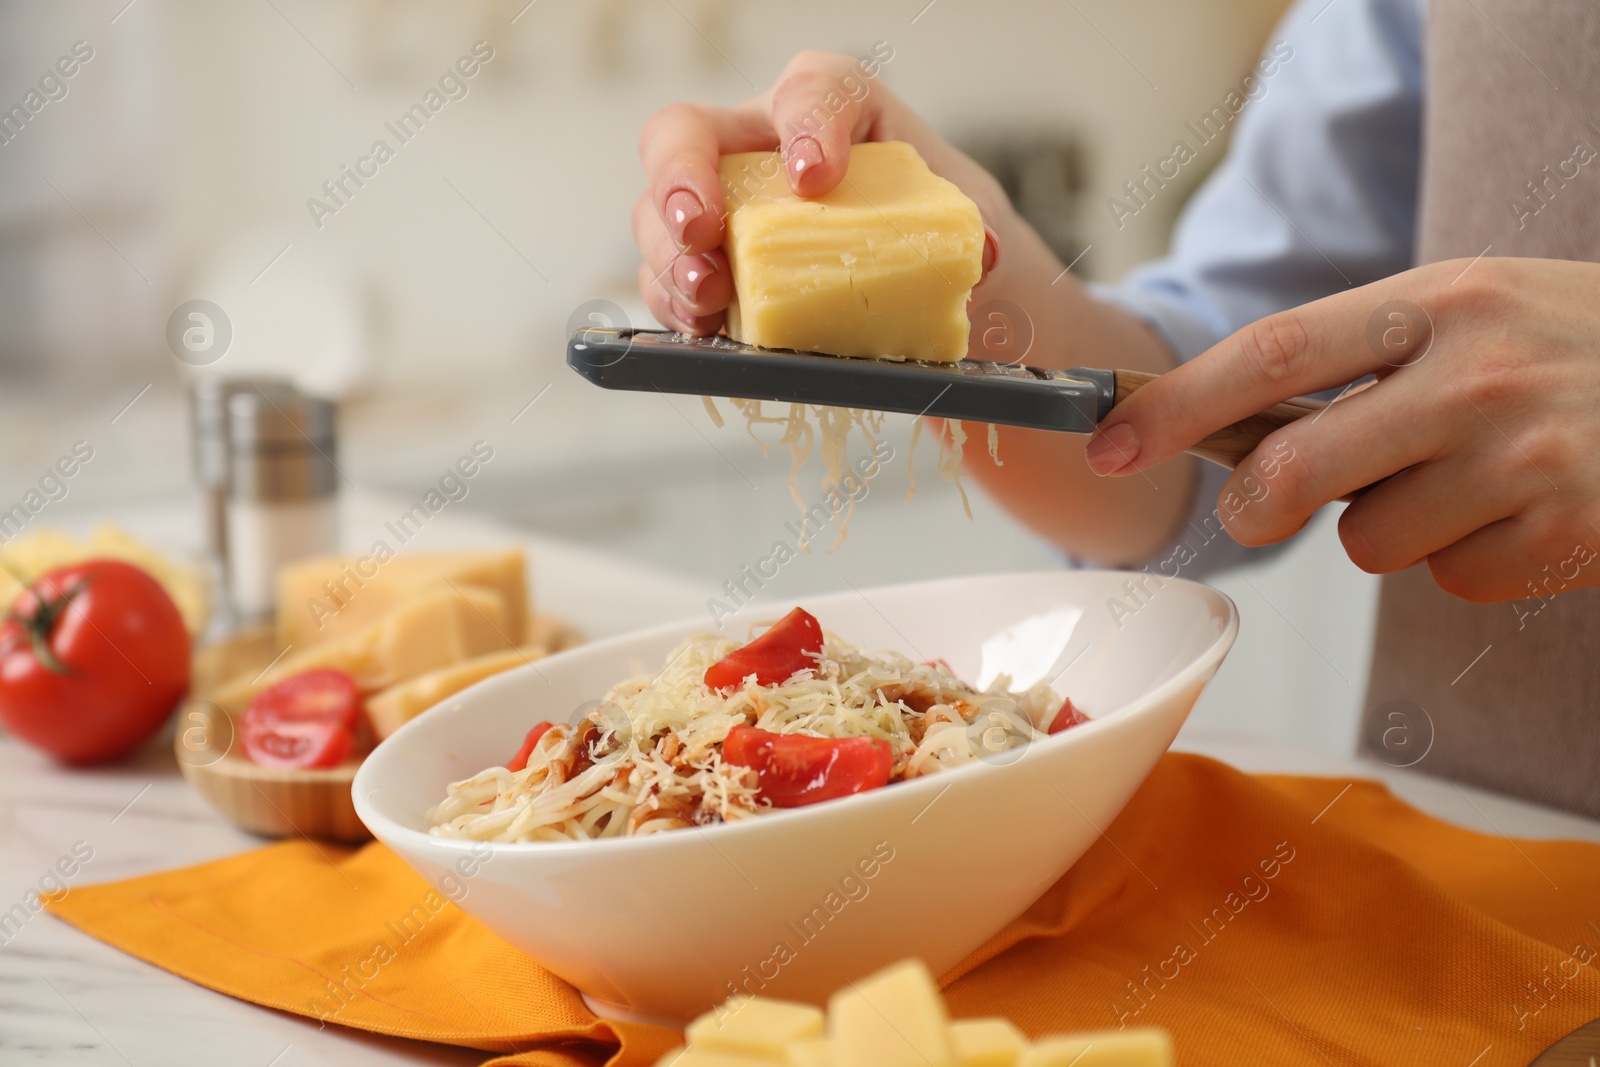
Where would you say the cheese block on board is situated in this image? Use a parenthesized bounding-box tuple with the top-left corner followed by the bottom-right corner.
(717, 141, 984, 363)
(276, 549, 528, 648)
(213, 584, 513, 713)
(366, 644, 551, 739)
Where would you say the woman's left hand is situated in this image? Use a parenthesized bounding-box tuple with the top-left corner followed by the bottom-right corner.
(1083, 257, 1600, 604)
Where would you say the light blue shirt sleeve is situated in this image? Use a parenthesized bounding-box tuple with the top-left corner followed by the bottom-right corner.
(1081, 0, 1426, 579)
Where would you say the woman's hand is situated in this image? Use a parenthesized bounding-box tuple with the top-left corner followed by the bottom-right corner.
(633, 50, 1197, 566)
(633, 49, 1007, 335)
(1084, 257, 1600, 604)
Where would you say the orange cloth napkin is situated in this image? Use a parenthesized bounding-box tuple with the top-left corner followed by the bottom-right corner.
(47, 754, 1600, 1067)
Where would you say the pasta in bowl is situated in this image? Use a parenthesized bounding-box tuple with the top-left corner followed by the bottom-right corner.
(426, 608, 1088, 844)
(354, 571, 1236, 1023)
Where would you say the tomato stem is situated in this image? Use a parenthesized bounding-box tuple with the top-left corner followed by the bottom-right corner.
(14, 576, 90, 678)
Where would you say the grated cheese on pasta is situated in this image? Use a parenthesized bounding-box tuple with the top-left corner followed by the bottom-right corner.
(425, 623, 1065, 845)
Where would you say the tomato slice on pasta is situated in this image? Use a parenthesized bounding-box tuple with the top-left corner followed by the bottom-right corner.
(723, 725, 892, 808)
(704, 608, 824, 690)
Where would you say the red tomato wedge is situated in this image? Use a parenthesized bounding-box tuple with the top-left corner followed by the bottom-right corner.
(704, 608, 824, 691)
(1047, 697, 1091, 734)
(240, 669, 361, 769)
(506, 720, 555, 772)
(722, 725, 892, 808)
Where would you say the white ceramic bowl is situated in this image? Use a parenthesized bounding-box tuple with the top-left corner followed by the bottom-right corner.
(353, 571, 1236, 1023)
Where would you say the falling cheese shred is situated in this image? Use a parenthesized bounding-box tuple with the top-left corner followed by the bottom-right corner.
(705, 400, 990, 546)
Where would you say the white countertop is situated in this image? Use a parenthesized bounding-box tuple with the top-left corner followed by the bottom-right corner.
(2, 500, 1595, 1066)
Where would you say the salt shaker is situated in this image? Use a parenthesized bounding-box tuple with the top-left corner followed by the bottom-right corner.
(188, 377, 291, 619)
(225, 386, 340, 623)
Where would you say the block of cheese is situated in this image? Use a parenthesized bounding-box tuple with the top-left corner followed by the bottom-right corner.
(366, 644, 551, 740)
(950, 1019, 1028, 1067)
(276, 549, 528, 648)
(785, 1037, 835, 1067)
(213, 584, 513, 713)
(687, 997, 825, 1061)
(1017, 1030, 1173, 1067)
(717, 141, 984, 363)
(829, 959, 954, 1067)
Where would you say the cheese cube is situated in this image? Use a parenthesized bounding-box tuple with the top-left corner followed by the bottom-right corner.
(784, 1037, 835, 1067)
(1017, 1029, 1173, 1067)
(829, 959, 954, 1067)
(653, 1050, 775, 1067)
(950, 1019, 1028, 1067)
(718, 141, 984, 363)
(365, 644, 551, 739)
(687, 996, 825, 1060)
(212, 584, 514, 712)
(276, 549, 528, 648)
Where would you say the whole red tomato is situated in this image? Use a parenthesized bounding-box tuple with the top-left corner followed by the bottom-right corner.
(0, 559, 191, 764)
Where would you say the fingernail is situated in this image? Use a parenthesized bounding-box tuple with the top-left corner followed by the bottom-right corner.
(1085, 422, 1140, 475)
(669, 296, 707, 332)
(673, 254, 717, 304)
(786, 136, 824, 188)
(664, 189, 704, 244)
(982, 225, 1000, 275)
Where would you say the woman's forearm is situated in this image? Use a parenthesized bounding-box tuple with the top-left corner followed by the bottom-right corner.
(954, 202, 1197, 565)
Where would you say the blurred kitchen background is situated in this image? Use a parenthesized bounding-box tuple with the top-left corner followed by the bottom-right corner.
(0, 0, 1376, 753)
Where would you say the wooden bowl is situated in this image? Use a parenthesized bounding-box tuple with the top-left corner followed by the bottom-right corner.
(176, 708, 369, 842)
(177, 627, 369, 842)
(177, 614, 581, 843)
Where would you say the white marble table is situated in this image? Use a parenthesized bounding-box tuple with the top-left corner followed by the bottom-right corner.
(2, 500, 1596, 1066)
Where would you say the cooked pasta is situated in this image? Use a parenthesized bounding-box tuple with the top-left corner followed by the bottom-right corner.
(425, 619, 1069, 845)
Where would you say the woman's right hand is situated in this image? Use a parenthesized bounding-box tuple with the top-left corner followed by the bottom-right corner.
(633, 49, 1008, 336)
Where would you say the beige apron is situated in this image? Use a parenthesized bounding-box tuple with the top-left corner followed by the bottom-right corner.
(1360, 1, 1600, 817)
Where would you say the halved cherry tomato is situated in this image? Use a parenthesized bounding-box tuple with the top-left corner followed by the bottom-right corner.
(704, 608, 824, 691)
(240, 669, 361, 769)
(1047, 697, 1091, 735)
(722, 725, 892, 808)
(506, 720, 554, 772)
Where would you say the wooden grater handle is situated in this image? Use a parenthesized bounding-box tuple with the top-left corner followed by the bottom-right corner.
(1111, 369, 1327, 470)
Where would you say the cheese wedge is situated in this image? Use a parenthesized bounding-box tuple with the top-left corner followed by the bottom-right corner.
(718, 141, 984, 363)
(950, 1018, 1029, 1067)
(687, 997, 825, 1061)
(1017, 1029, 1173, 1067)
(276, 549, 528, 648)
(213, 583, 513, 713)
(366, 644, 551, 740)
(829, 959, 954, 1067)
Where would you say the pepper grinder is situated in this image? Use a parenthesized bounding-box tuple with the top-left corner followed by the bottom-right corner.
(224, 386, 340, 624)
